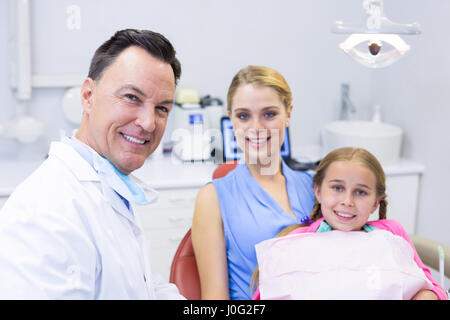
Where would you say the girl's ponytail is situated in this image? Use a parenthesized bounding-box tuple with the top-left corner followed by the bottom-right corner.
(378, 198, 387, 220)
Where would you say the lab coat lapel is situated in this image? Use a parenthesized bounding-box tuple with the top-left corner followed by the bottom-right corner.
(100, 182, 153, 297)
(52, 141, 143, 235)
(100, 181, 137, 227)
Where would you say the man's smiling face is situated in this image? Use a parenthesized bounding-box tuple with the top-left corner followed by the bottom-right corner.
(77, 46, 175, 174)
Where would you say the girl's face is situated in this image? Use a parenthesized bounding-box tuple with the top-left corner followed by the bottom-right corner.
(229, 84, 292, 166)
(314, 160, 381, 231)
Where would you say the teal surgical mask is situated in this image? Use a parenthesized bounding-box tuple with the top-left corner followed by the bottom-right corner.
(92, 153, 157, 206)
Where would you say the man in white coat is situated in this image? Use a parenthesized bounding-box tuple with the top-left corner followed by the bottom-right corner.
(0, 29, 185, 299)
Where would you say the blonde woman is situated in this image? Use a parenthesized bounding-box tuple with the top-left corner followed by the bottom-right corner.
(192, 66, 315, 299)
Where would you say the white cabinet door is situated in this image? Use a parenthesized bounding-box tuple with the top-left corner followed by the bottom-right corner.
(134, 187, 200, 281)
(385, 175, 420, 234)
(369, 174, 420, 234)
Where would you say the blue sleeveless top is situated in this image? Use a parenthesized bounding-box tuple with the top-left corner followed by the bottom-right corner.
(211, 159, 315, 299)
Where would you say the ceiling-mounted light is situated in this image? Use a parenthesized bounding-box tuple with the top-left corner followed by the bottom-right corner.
(332, 0, 421, 68)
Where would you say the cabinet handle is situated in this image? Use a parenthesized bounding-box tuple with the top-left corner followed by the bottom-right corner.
(168, 196, 196, 203)
(168, 217, 192, 223)
(168, 236, 183, 242)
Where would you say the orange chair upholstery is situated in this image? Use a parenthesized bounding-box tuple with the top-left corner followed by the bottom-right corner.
(169, 229, 200, 300)
(169, 162, 239, 299)
(212, 161, 238, 180)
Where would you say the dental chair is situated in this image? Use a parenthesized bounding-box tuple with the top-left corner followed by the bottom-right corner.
(169, 228, 200, 300)
(170, 162, 449, 299)
(409, 234, 450, 296)
(409, 235, 450, 278)
(169, 162, 238, 299)
(211, 161, 238, 180)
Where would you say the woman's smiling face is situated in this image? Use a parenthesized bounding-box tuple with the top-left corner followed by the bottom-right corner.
(229, 84, 291, 166)
(315, 160, 381, 231)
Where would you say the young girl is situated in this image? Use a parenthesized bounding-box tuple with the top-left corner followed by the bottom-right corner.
(252, 147, 447, 300)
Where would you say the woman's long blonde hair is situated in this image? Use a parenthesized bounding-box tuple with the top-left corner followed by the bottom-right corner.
(250, 147, 388, 294)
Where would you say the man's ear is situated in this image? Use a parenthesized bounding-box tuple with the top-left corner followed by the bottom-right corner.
(80, 78, 95, 115)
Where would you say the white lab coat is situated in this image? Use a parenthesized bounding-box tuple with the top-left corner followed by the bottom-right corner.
(0, 142, 185, 299)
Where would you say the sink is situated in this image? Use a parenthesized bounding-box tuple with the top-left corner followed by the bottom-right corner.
(321, 121, 403, 166)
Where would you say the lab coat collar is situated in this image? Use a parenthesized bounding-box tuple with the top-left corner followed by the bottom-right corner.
(48, 141, 100, 182)
(60, 134, 158, 205)
(49, 141, 141, 231)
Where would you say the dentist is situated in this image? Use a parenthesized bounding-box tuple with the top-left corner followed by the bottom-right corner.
(0, 29, 184, 299)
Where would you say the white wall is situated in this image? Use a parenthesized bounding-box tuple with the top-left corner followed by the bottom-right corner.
(0, 1, 448, 244)
(0, 0, 373, 157)
(369, 0, 450, 244)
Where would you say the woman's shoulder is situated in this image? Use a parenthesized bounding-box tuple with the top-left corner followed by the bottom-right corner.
(285, 168, 314, 200)
(294, 169, 314, 179)
(209, 164, 246, 197)
(194, 183, 221, 222)
(284, 164, 314, 184)
(197, 182, 218, 202)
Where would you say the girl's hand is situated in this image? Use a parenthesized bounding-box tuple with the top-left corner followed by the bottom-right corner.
(412, 289, 438, 300)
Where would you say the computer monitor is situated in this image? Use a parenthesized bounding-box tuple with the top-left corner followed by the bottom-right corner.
(220, 116, 291, 162)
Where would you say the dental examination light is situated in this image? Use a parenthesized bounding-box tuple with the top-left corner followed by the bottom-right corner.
(332, 0, 421, 68)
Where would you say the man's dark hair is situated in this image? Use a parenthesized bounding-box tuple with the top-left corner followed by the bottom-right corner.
(88, 29, 181, 85)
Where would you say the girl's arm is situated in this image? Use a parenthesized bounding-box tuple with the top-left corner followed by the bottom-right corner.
(412, 289, 438, 300)
(192, 183, 230, 299)
(383, 220, 447, 300)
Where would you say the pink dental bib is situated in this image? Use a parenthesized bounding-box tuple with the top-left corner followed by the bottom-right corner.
(255, 230, 433, 300)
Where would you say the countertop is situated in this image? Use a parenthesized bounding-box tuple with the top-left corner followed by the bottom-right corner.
(0, 146, 425, 197)
(133, 155, 217, 190)
(0, 160, 43, 197)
